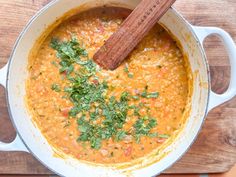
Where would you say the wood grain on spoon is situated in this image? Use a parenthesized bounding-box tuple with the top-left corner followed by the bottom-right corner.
(93, 0, 176, 70)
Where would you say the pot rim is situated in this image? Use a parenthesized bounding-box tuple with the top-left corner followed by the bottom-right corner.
(4, 0, 211, 176)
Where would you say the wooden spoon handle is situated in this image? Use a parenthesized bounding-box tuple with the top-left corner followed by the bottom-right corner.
(93, 0, 176, 70)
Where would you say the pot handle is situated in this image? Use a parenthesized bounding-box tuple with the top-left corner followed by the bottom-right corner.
(0, 63, 28, 152)
(192, 26, 236, 112)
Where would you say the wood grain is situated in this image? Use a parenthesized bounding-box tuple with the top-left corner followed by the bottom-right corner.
(93, 0, 176, 70)
(0, 0, 236, 174)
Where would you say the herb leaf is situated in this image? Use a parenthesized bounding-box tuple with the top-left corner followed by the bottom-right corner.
(140, 86, 159, 99)
(51, 84, 61, 92)
(158, 134, 170, 139)
(115, 130, 127, 141)
(146, 92, 159, 98)
(133, 117, 157, 143)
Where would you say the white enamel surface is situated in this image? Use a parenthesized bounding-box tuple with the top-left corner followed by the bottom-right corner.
(0, 62, 28, 152)
(192, 26, 236, 112)
(0, 134, 28, 152)
(1, 0, 235, 176)
(0, 62, 8, 88)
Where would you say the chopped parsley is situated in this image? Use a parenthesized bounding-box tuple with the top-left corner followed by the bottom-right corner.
(50, 36, 88, 75)
(158, 134, 170, 139)
(141, 85, 159, 98)
(146, 92, 159, 98)
(128, 73, 134, 78)
(133, 116, 157, 143)
(124, 64, 129, 73)
(132, 95, 140, 100)
(50, 37, 161, 149)
(115, 130, 127, 141)
(124, 63, 134, 78)
(51, 84, 61, 92)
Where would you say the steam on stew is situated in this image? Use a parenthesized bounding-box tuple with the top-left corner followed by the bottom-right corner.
(26, 7, 191, 164)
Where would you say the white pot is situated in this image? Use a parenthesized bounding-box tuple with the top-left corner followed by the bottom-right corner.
(0, 0, 236, 177)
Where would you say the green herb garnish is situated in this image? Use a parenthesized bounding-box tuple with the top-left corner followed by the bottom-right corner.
(158, 134, 170, 139)
(133, 117, 157, 143)
(51, 83, 61, 92)
(146, 92, 159, 98)
(50, 37, 160, 149)
(128, 73, 134, 78)
(124, 64, 129, 73)
(124, 64, 134, 78)
(115, 130, 127, 141)
(50, 36, 88, 75)
(141, 85, 159, 99)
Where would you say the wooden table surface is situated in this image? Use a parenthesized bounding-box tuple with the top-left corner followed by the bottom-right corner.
(0, 0, 236, 175)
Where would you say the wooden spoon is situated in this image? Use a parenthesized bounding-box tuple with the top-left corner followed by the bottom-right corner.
(93, 0, 176, 70)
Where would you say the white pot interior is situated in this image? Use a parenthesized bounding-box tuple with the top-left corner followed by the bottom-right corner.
(7, 0, 209, 176)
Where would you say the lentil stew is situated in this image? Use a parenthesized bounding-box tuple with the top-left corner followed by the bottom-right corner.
(26, 7, 192, 164)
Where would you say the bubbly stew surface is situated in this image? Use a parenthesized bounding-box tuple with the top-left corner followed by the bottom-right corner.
(26, 7, 191, 164)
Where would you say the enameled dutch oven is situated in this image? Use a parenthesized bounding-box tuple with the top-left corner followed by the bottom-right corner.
(0, 0, 236, 177)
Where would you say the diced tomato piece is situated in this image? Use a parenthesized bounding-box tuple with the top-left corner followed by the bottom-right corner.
(98, 25, 104, 33)
(156, 138, 167, 143)
(76, 154, 82, 158)
(163, 42, 171, 51)
(92, 79, 99, 85)
(61, 107, 72, 117)
(61, 71, 67, 76)
(124, 146, 132, 156)
(100, 149, 108, 156)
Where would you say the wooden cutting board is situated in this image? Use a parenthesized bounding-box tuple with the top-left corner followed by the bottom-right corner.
(0, 0, 235, 174)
